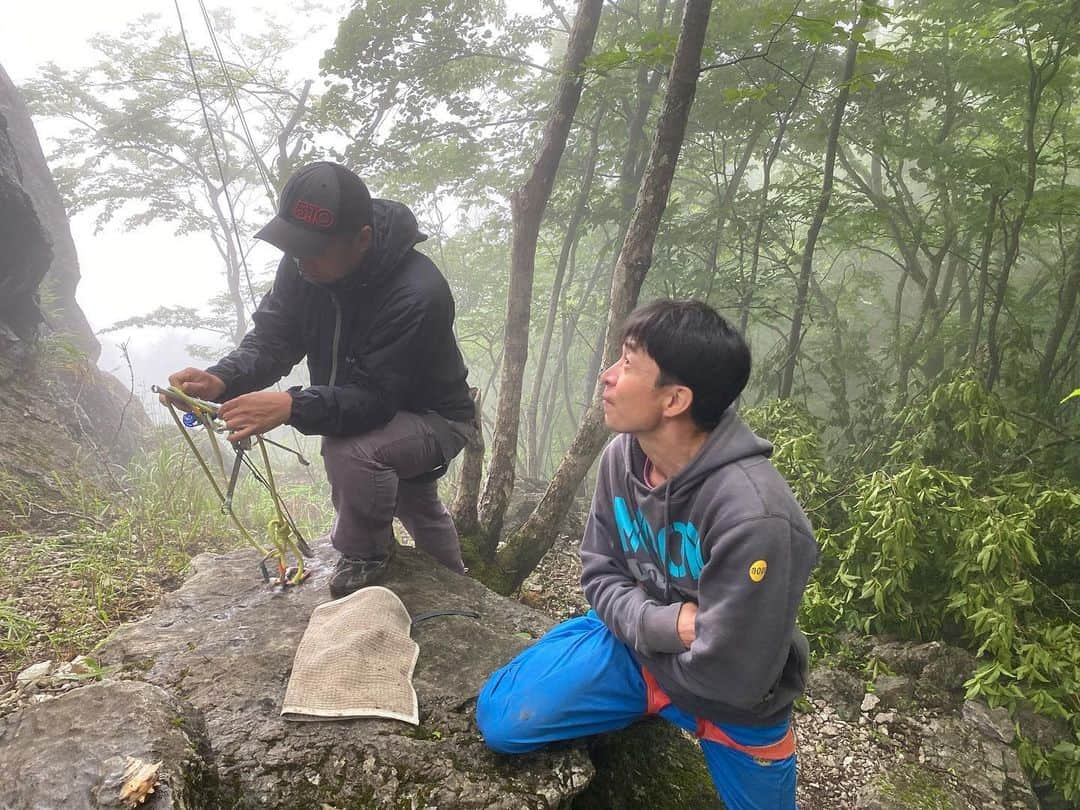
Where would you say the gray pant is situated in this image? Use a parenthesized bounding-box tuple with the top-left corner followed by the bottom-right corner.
(321, 411, 473, 573)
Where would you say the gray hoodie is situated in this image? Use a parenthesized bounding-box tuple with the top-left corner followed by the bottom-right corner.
(580, 408, 818, 727)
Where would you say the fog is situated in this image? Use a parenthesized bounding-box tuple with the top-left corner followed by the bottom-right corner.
(2, 0, 338, 406)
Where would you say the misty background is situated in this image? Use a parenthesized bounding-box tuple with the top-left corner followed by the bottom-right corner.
(2, 1, 340, 410)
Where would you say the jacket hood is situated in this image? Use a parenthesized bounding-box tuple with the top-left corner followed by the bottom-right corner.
(623, 407, 773, 502)
(333, 198, 427, 291)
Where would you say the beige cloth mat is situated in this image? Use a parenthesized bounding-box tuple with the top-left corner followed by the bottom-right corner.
(282, 586, 419, 724)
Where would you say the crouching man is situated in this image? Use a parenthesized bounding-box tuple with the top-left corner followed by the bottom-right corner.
(476, 300, 817, 809)
(167, 162, 475, 598)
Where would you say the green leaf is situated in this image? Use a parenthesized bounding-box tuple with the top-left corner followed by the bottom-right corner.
(793, 15, 842, 45)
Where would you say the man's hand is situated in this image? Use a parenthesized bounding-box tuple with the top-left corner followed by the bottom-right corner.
(217, 392, 293, 443)
(677, 602, 698, 648)
(166, 368, 226, 402)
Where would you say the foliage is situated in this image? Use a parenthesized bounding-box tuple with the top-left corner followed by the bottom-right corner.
(753, 372, 1080, 799)
(317, 0, 548, 203)
(22, 9, 315, 349)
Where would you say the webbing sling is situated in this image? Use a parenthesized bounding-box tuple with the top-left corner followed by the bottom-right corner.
(640, 667, 796, 761)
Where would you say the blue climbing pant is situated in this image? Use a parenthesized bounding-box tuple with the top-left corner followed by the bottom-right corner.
(476, 613, 797, 810)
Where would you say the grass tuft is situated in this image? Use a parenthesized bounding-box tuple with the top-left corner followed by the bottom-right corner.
(0, 432, 331, 686)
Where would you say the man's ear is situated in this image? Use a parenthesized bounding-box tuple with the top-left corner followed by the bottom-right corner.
(663, 385, 694, 420)
(356, 224, 374, 253)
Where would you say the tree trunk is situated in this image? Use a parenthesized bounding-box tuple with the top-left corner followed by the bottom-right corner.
(700, 119, 766, 299)
(1061, 312, 1080, 383)
(739, 49, 818, 336)
(984, 220, 1019, 390)
(578, 52, 669, 410)
(924, 233, 970, 376)
(967, 194, 1000, 365)
(525, 106, 604, 476)
(273, 80, 312, 188)
(474, 0, 605, 554)
(808, 274, 855, 445)
(573, 1, 673, 408)
(491, 0, 714, 594)
(450, 388, 484, 535)
(207, 192, 249, 347)
(897, 227, 955, 401)
(1038, 236, 1080, 391)
(777, 20, 864, 399)
(538, 241, 613, 457)
(986, 24, 1072, 389)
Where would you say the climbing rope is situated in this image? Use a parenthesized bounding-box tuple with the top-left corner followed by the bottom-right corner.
(152, 384, 314, 586)
(170, 0, 319, 487)
(172, 0, 259, 312)
(195, 0, 279, 206)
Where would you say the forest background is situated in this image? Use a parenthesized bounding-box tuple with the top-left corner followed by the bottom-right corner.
(3, 0, 1079, 800)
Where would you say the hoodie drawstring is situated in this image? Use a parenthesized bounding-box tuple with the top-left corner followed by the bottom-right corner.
(624, 468, 669, 597)
(662, 486, 673, 604)
(625, 465, 678, 605)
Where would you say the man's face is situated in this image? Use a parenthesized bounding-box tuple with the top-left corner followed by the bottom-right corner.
(599, 342, 672, 434)
(295, 226, 372, 285)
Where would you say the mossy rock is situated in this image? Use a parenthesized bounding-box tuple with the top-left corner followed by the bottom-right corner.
(572, 718, 722, 809)
(857, 763, 968, 810)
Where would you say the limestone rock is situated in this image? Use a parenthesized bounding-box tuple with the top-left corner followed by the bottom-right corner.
(872, 674, 914, 710)
(0, 680, 216, 810)
(0, 64, 93, 351)
(0, 62, 148, 524)
(91, 542, 710, 809)
(807, 666, 865, 722)
(869, 640, 943, 677)
(0, 102, 50, 344)
(914, 646, 976, 711)
(573, 719, 721, 809)
(855, 763, 968, 809)
(14, 661, 53, 689)
(872, 711, 895, 726)
(919, 646, 975, 693)
(961, 699, 1015, 745)
(918, 714, 1037, 808)
(1015, 704, 1070, 750)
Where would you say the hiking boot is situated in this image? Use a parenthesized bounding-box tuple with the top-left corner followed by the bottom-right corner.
(328, 549, 394, 599)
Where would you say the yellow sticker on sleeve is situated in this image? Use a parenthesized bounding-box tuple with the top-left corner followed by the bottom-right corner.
(749, 560, 767, 582)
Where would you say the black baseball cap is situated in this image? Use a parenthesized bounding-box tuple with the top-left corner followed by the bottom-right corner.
(255, 162, 373, 258)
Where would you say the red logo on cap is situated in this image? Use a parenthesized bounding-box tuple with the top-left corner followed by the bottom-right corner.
(292, 200, 335, 229)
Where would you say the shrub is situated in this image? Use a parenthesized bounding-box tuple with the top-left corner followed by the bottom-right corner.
(749, 372, 1080, 800)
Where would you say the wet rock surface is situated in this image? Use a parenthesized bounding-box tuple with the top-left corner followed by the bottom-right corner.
(0, 63, 95, 350)
(0, 541, 717, 809)
(0, 62, 147, 546)
(0, 680, 215, 810)
(806, 666, 865, 722)
(92, 542, 594, 809)
(872, 674, 914, 710)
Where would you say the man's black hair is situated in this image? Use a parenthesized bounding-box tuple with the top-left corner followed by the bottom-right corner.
(620, 299, 751, 432)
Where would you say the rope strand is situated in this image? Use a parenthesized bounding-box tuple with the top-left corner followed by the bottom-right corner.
(172, 0, 259, 312)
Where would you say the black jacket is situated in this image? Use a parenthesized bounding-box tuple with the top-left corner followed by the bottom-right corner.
(206, 199, 473, 437)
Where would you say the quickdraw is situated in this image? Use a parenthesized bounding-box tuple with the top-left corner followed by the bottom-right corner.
(152, 384, 315, 587)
